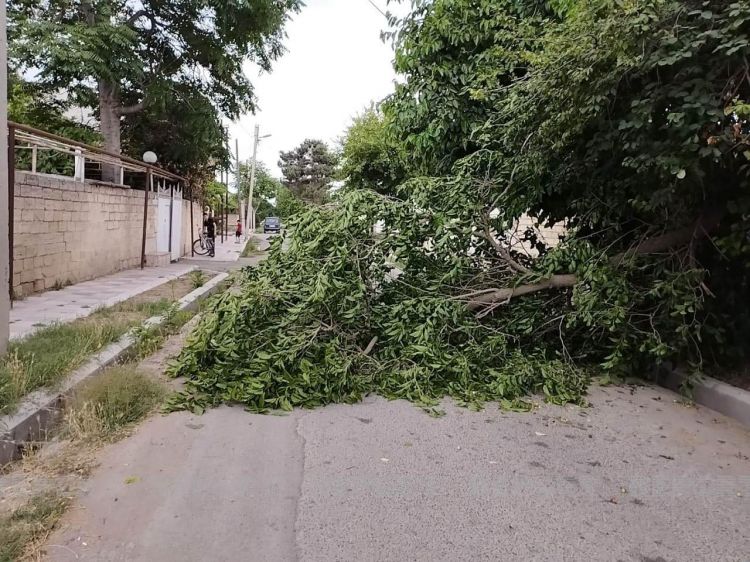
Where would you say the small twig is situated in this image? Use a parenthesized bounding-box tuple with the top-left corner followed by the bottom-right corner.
(46, 545, 80, 559)
(362, 336, 378, 356)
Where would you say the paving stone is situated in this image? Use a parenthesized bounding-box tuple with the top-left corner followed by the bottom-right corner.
(9, 262, 196, 341)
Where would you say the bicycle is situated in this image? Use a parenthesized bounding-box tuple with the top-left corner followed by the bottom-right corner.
(192, 232, 215, 256)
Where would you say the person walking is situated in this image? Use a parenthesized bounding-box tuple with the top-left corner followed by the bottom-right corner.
(235, 218, 243, 243)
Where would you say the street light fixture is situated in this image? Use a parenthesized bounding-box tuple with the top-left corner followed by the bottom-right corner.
(142, 151, 158, 164)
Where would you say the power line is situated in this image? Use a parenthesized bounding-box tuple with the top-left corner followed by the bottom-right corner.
(365, 0, 388, 18)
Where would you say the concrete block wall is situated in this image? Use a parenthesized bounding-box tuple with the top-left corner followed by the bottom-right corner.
(510, 214, 567, 257)
(13, 172, 201, 298)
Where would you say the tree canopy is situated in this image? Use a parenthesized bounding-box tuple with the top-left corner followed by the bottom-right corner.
(237, 161, 283, 221)
(8, 0, 302, 180)
(278, 139, 339, 204)
(120, 83, 228, 181)
(169, 0, 750, 415)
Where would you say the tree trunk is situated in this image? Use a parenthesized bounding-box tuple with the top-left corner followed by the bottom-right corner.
(463, 209, 725, 313)
(98, 81, 122, 183)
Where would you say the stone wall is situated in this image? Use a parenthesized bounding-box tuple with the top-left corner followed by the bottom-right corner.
(13, 172, 200, 297)
(512, 215, 567, 255)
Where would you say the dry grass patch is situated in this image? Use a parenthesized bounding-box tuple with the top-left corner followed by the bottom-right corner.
(64, 366, 166, 443)
(0, 490, 70, 562)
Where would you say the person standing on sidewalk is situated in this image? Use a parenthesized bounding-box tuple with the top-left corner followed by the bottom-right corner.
(235, 219, 243, 243)
(204, 213, 216, 257)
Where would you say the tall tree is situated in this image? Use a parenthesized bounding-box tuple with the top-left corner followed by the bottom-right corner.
(383, 0, 560, 175)
(237, 161, 283, 222)
(8, 0, 302, 180)
(278, 139, 338, 204)
(121, 83, 228, 182)
(238, 161, 281, 202)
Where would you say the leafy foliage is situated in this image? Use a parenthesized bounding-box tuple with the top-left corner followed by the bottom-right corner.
(168, 192, 588, 414)
(339, 107, 406, 195)
(383, 0, 561, 175)
(275, 185, 308, 219)
(8, 0, 302, 117)
(8, 74, 101, 175)
(278, 139, 339, 204)
(170, 0, 750, 414)
(202, 180, 229, 214)
(8, 0, 302, 182)
(120, 83, 229, 179)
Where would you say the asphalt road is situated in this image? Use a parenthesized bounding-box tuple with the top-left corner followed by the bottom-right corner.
(44, 384, 749, 562)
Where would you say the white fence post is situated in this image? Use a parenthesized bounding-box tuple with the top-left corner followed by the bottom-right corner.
(31, 145, 37, 173)
(74, 149, 85, 182)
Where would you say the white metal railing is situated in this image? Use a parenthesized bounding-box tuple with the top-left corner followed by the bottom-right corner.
(8, 121, 186, 189)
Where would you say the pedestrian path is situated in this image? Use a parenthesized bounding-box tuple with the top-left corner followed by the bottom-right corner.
(189, 236, 244, 263)
(9, 263, 196, 341)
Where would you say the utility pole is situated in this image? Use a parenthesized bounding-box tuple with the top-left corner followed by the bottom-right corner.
(225, 127, 230, 241)
(0, 0, 9, 353)
(235, 137, 241, 239)
(246, 124, 259, 237)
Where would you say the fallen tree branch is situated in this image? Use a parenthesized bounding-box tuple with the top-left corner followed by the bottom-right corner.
(465, 209, 724, 312)
(610, 209, 723, 266)
(466, 275, 577, 310)
(480, 213, 530, 274)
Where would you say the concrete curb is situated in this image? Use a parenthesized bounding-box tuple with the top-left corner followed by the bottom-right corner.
(657, 367, 750, 428)
(0, 272, 229, 465)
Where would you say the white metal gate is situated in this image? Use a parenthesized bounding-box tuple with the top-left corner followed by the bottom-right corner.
(154, 180, 183, 261)
(171, 185, 183, 261)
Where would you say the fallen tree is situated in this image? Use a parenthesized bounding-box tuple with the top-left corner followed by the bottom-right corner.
(466, 209, 726, 311)
(168, 1, 750, 414)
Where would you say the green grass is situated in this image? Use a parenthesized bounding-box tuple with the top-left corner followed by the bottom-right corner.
(129, 307, 196, 360)
(64, 366, 166, 442)
(0, 491, 69, 562)
(241, 237, 263, 257)
(189, 270, 207, 289)
(0, 299, 174, 415)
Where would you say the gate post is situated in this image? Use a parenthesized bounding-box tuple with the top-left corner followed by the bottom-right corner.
(141, 170, 152, 269)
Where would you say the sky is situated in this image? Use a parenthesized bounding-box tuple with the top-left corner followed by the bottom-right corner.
(228, 0, 405, 181)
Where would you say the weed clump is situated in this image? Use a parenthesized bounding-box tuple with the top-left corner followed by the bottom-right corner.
(0, 491, 70, 562)
(65, 367, 165, 441)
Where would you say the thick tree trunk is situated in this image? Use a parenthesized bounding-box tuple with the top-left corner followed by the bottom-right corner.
(98, 80, 122, 183)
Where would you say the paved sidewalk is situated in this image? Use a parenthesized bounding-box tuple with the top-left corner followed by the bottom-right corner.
(185, 234, 272, 268)
(43, 387, 750, 561)
(9, 263, 196, 341)
(189, 236, 244, 262)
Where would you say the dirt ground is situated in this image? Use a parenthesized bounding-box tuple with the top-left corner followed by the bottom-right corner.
(125, 271, 215, 306)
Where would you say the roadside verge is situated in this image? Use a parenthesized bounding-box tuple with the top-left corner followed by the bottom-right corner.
(0, 272, 229, 465)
